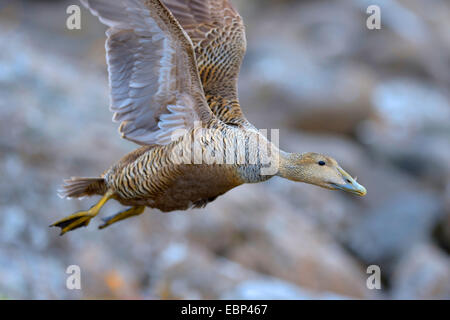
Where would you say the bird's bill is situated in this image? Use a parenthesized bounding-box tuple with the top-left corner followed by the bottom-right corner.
(331, 167, 367, 196)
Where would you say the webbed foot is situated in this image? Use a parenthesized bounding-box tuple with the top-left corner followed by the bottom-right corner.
(98, 206, 145, 230)
(50, 190, 114, 235)
(50, 209, 96, 235)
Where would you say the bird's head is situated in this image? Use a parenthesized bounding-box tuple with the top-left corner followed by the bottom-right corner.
(278, 152, 367, 196)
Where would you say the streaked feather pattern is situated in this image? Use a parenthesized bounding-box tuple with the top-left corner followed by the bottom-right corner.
(162, 0, 250, 127)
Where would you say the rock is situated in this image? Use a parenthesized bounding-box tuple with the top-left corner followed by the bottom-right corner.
(434, 183, 450, 253)
(0, 248, 69, 299)
(237, 1, 376, 135)
(344, 192, 444, 268)
(390, 243, 450, 299)
(222, 278, 349, 300)
(187, 184, 374, 299)
(371, 78, 450, 135)
(286, 66, 374, 135)
(148, 246, 257, 299)
(358, 128, 450, 186)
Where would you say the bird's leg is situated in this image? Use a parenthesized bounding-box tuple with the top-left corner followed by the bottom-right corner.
(51, 190, 114, 235)
(98, 206, 145, 230)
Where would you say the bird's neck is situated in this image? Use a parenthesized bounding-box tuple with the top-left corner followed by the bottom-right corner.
(238, 150, 307, 184)
(276, 152, 308, 182)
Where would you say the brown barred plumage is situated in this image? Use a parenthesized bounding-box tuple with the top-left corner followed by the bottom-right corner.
(162, 0, 250, 127)
(103, 126, 271, 212)
(51, 0, 366, 235)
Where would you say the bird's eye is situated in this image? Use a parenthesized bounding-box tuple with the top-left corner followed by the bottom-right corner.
(318, 161, 326, 166)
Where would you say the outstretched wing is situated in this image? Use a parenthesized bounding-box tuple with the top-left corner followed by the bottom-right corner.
(81, 0, 215, 145)
(162, 0, 250, 127)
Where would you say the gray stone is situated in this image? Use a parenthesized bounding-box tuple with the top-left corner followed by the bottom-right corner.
(391, 243, 450, 299)
(345, 192, 443, 265)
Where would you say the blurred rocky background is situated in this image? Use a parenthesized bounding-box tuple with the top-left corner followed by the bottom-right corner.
(0, 0, 449, 299)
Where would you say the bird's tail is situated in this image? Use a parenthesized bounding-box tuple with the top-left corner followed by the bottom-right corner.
(58, 177, 107, 199)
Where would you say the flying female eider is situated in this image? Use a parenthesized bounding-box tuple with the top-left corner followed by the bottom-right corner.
(51, 0, 366, 235)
